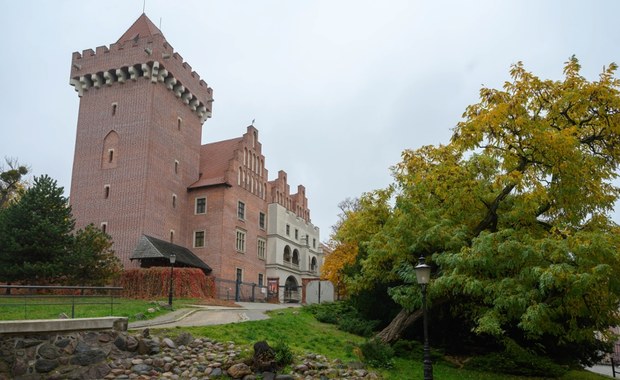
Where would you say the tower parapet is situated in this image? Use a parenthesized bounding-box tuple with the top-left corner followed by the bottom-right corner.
(69, 15, 213, 123)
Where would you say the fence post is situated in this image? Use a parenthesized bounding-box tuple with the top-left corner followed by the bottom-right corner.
(71, 294, 75, 318)
(612, 357, 616, 378)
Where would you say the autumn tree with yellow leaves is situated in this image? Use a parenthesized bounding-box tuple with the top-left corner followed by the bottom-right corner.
(330, 57, 620, 365)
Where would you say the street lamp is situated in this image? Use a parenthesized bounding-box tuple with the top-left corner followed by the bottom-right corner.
(168, 253, 176, 307)
(415, 255, 433, 380)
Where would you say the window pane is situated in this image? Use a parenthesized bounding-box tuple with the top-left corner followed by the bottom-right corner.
(196, 197, 206, 214)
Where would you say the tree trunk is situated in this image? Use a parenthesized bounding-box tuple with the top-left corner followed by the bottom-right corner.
(375, 308, 423, 344)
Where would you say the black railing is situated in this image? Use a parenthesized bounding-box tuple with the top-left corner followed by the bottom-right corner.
(0, 285, 123, 320)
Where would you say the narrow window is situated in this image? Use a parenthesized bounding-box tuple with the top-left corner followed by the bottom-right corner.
(286, 224, 290, 236)
(295, 229, 299, 240)
(237, 201, 245, 220)
(259, 212, 266, 230)
(195, 197, 206, 214)
(170, 230, 175, 243)
(108, 149, 114, 163)
(194, 230, 205, 248)
(257, 238, 266, 260)
(236, 229, 246, 252)
(172, 194, 177, 208)
(101, 222, 108, 234)
(236, 268, 243, 283)
(177, 117, 182, 131)
(112, 103, 118, 116)
(104, 185, 110, 199)
(313, 238, 316, 248)
(174, 160, 179, 174)
(258, 273, 264, 287)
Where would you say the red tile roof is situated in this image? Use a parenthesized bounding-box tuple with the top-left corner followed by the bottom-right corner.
(117, 13, 163, 43)
(189, 137, 242, 189)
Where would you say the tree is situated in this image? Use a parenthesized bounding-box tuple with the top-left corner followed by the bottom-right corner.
(333, 57, 620, 364)
(64, 224, 122, 286)
(0, 158, 28, 208)
(0, 175, 123, 286)
(0, 175, 74, 283)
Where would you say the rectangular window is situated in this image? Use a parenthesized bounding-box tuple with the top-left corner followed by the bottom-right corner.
(195, 197, 206, 214)
(177, 117, 182, 131)
(286, 224, 290, 236)
(237, 201, 245, 220)
(174, 160, 179, 174)
(257, 238, 266, 260)
(172, 194, 177, 208)
(258, 273, 264, 287)
(236, 229, 246, 253)
(100, 222, 108, 234)
(104, 185, 110, 199)
(259, 212, 266, 230)
(236, 268, 243, 283)
(194, 230, 205, 248)
(295, 229, 299, 240)
(313, 238, 316, 248)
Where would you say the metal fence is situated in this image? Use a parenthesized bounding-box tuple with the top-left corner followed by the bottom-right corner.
(213, 278, 267, 302)
(0, 285, 123, 320)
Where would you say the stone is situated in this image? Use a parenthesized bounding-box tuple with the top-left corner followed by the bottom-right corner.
(134, 312, 146, 320)
(70, 348, 107, 366)
(163, 337, 176, 349)
(87, 363, 112, 379)
(131, 363, 153, 374)
(126, 336, 139, 352)
(211, 367, 223, 377)
(11, 358, 28, 376)
(227, 362, 252, 378)
(274, 375, 295, 380)
(35, 358, 59, 373)
(114, 335, 127, 351)
(174, 332, 193, 347)
(38, 343, 60, 360)
(58, 312, 69, 319)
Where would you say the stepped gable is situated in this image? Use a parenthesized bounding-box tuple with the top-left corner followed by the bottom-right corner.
(189, 138, 242, 189)
(69, 13, 213, 122)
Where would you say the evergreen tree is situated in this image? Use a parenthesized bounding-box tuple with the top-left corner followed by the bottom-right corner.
(0, 175, 73, 283)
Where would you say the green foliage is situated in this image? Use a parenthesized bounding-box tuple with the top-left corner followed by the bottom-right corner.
(0, 175, 122, 286)
(328, 57, 620, 365)
(357, 338, 395, 368)
(64, 224, 122, 286)
(464, 339, 568, 378)
(306, 301, 379, 337)
(273, 340, 294, 366)
(0, 175, 74, 283)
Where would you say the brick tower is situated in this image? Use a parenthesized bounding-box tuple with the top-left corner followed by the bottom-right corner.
(69, 14, 213, 267)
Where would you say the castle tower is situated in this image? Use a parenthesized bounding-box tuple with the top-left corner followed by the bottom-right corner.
(69, 14, 213, 267)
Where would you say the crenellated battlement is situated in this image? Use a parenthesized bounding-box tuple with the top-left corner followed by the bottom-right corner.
(69, 60, 212, 123)
(70, 33, 213, 123)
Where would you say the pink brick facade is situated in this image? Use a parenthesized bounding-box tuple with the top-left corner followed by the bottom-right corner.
(69, 14, 319, 289)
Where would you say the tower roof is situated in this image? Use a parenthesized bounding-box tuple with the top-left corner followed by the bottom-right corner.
(117, 13, 163, 43)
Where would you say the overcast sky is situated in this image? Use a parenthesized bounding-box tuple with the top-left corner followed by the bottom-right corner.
(1, 1, 619, 240)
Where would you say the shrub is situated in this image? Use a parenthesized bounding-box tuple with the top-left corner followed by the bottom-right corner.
(464, 338, 567, 378)
(358, 338, 394, 368)
(338, 316, 378, 337)
(273, 340, 294, 367)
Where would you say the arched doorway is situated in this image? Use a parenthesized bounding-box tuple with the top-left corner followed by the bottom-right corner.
(284, 275, 300, 303)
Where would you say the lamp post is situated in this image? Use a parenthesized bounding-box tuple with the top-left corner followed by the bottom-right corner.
(168, 253, 176, 307)
(415, 255, 433, 380)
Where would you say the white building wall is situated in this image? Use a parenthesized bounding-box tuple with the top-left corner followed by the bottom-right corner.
(265, 203, 323, 302)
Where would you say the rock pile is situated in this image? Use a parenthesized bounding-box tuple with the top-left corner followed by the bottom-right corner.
(0, 329, 381, 379)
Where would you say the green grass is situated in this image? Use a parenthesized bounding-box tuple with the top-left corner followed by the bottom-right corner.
(159, 307, 609, 380)
(0, 298, 610, 380)
(0, 296, 198, 322)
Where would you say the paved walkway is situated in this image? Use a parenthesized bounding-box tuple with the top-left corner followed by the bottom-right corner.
(129, 302, 301, 329)
(587, 364, 616, 378)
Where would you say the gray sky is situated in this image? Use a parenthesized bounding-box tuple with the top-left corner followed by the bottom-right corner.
(1, 1, 619, 240)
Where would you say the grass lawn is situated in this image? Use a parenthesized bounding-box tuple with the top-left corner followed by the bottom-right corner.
(157, 307, 609, 380)
(0, 297, 610, 380)
(0, 295, 203, 322)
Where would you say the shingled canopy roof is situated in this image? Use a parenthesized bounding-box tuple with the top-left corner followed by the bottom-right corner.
(130, 235, 212, 273)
